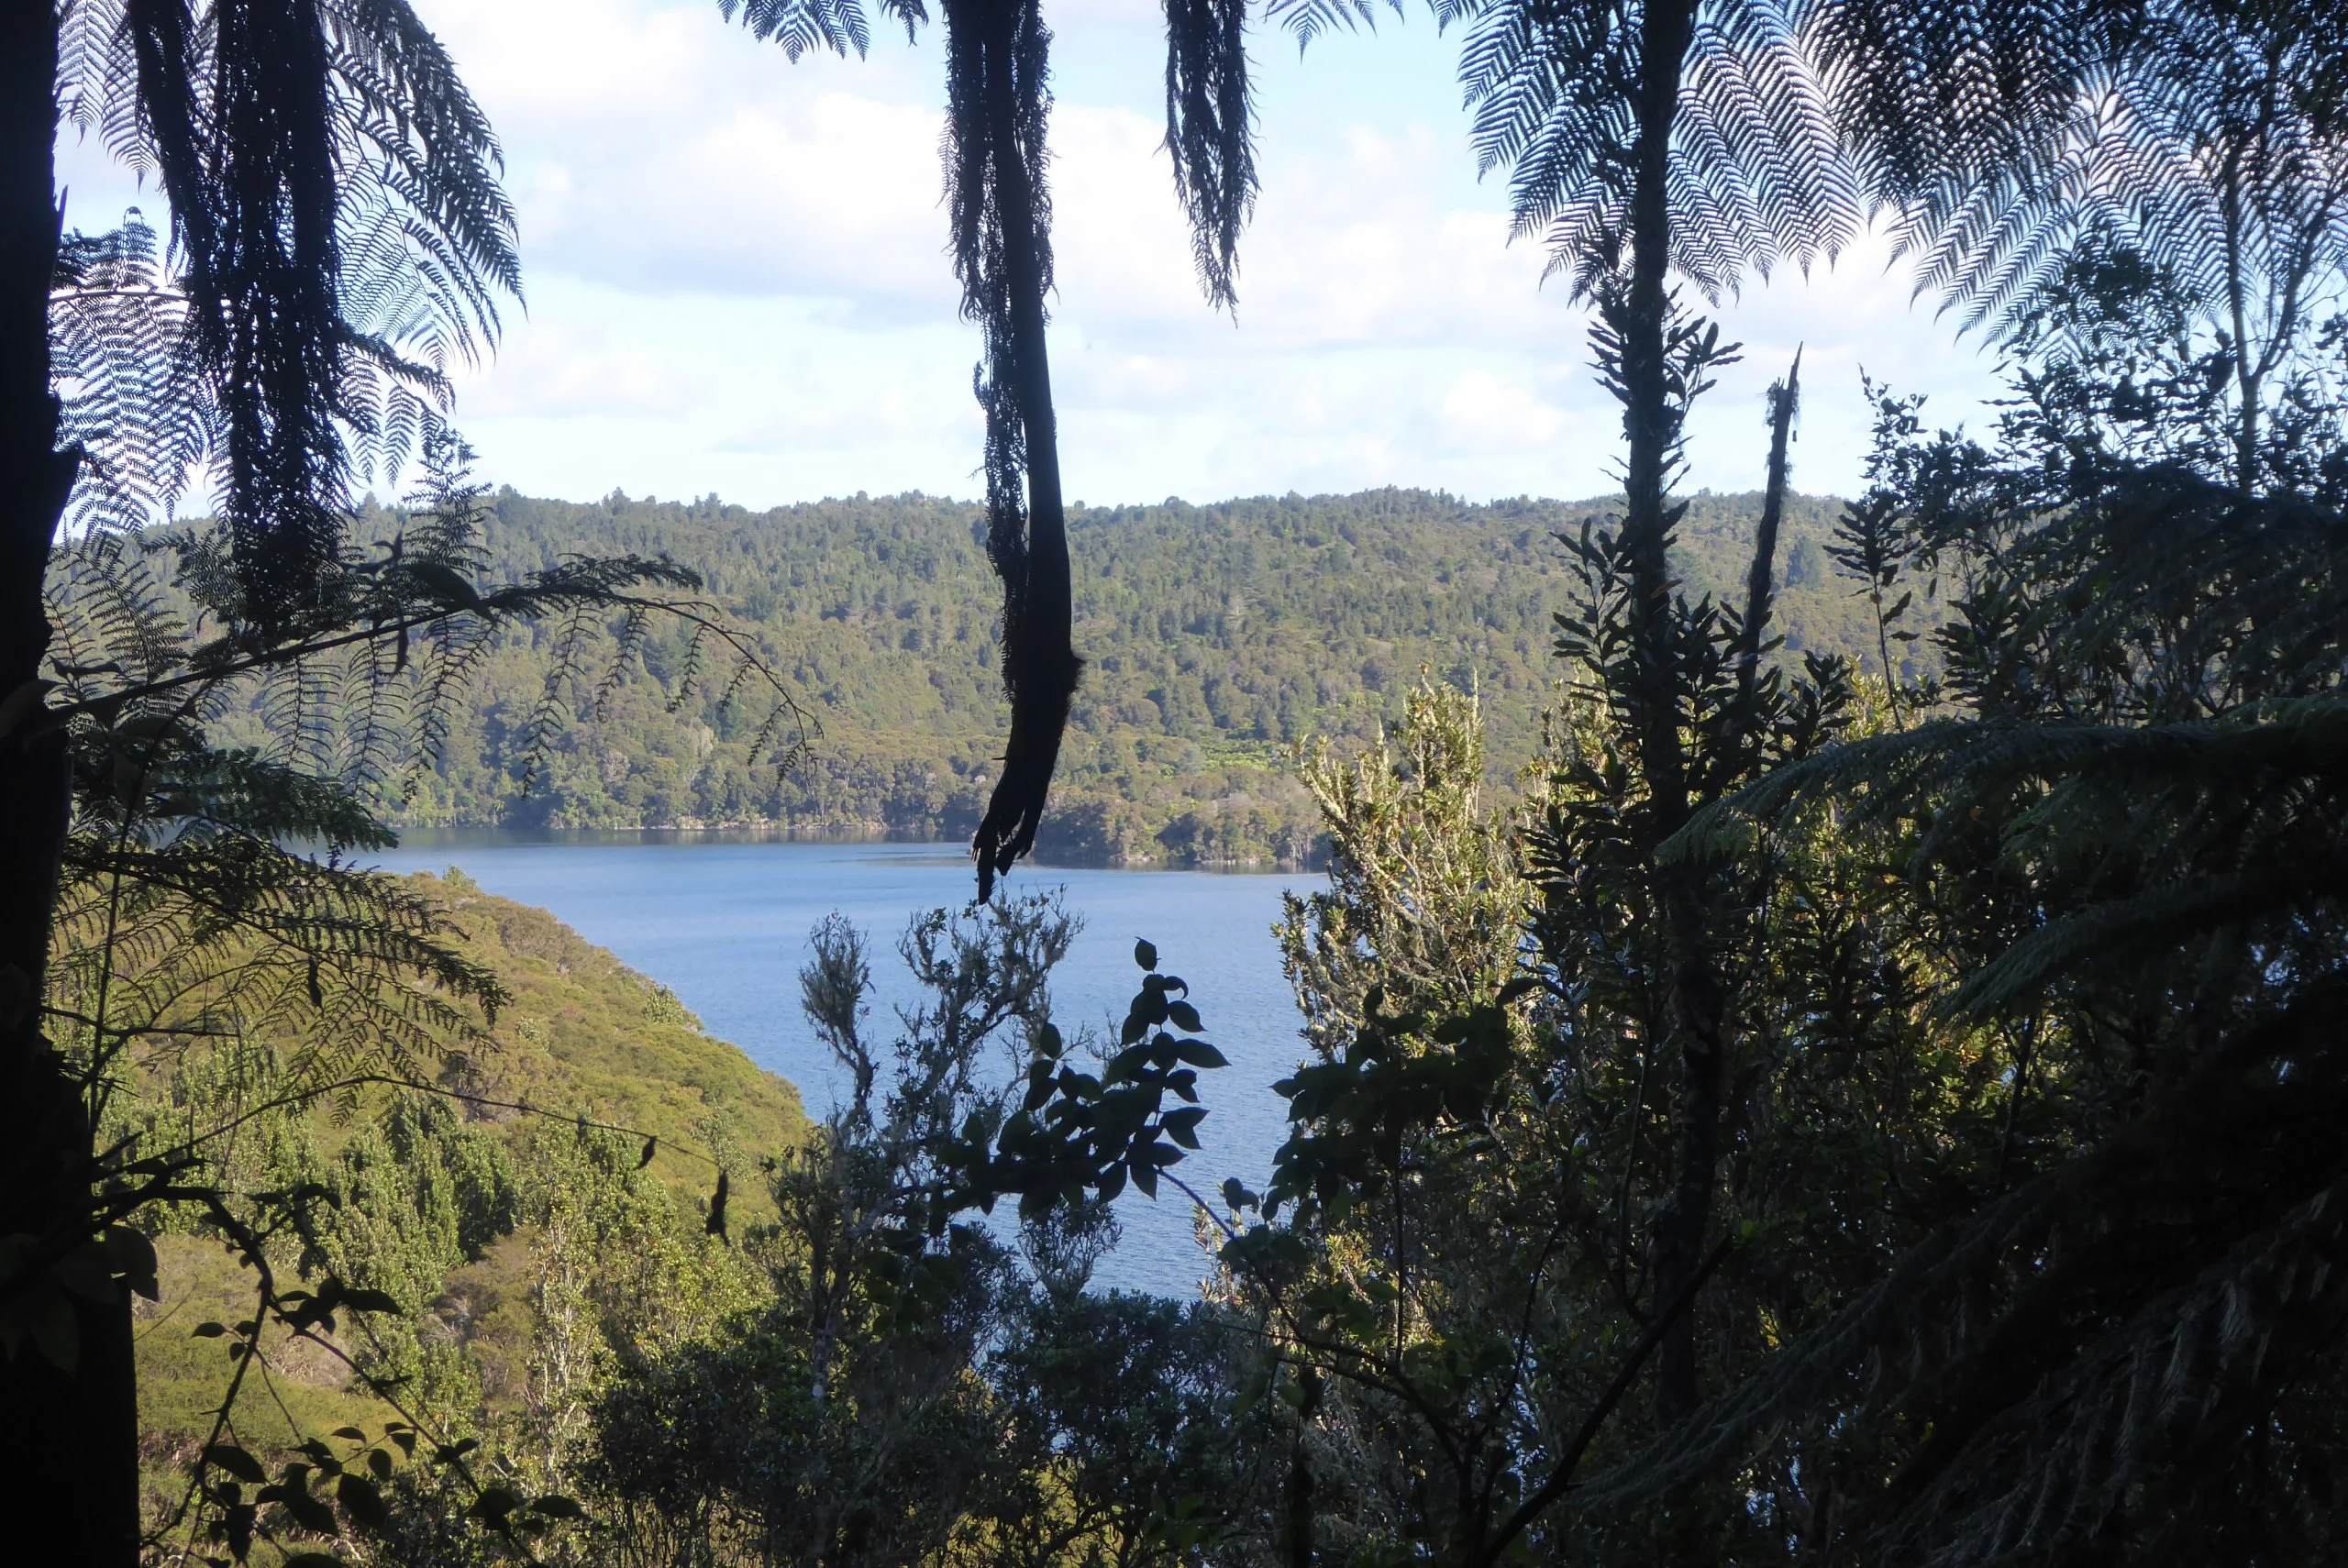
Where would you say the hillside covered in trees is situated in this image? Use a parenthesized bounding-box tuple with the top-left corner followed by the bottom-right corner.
(130, 873, 807, 1539)
(353, 486, 1880, 865)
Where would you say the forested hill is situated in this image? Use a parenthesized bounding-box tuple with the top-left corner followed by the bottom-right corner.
(393, 485, 1877, 865)
(133, 872, 806, 1506)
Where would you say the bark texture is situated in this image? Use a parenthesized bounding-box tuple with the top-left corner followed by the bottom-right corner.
(0, 3, 138, 1561)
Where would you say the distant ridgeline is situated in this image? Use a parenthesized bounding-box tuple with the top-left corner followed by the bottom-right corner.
(335, 486, 1880, 867)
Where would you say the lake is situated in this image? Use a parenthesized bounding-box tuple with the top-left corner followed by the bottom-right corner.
(368, 831, 1324, 1297)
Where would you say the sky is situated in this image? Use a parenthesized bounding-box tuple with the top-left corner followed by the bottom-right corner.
(60, 0, 2013, 511)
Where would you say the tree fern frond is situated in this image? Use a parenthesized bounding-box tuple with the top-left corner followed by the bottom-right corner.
(51, 215, 216, 534)
(1569, 979, 2348, 1546)
(323, 0, 521, 318)
(1842, 0, 2348, 357)
(75, 0, 523, 610)
(722, 0, 877, 61)
(1462, 0, 1855, 300)
(1261, 0, 1400, 57)
(1162, 0, 1256, 310)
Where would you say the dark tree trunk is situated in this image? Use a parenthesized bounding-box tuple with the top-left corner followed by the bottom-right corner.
(0, 4, 136, 1563)
(967, 0, 1079, 900)
(1612, 0, 1728, 1429)
(1737, 348, 1801, 711)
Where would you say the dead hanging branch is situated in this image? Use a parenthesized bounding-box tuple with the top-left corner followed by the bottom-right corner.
(943, 0, 1080, 899)
(718, 0, 1266, 896)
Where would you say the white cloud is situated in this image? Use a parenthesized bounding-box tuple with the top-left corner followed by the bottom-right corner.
(1441, 370, 1573, 453)
(403, 0, 2010, 507)
(460, 309, 701, 420)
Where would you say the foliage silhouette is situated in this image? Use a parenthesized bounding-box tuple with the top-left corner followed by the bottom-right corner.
(720, 0, 1256, 895)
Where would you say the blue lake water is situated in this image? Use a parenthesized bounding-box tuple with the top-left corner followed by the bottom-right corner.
(368, 831, 1323, 1297)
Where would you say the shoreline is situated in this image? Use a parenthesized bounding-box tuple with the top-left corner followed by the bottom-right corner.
(382, 823, 1324, 875)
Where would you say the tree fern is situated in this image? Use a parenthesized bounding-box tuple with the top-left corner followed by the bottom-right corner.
(22, 423, 814, 1560)
(1830, 0, 2348, 493)
(1605, 256, 2348, 1558)
(719, 0, 1261, 893)
(49, 217, 211, 538)
(52, 0, 521, 606)
(1451, 0, 1861, 298)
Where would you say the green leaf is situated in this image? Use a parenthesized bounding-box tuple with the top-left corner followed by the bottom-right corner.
(1173, 1039, 1229, 1069)
(528, 1494, 587, 1520)
(283, 1484, 339, 1535)
(225, 1504, 255, 1562)
(1167, 999, 1203, 1032)
(336, 1473, 388, 1529)
(468, 1484, 522, 1522)
(1162, 1106, 1208, 1149)
(103, 1227, 160, 1301)
(1134, 938, 1158, 971)
(205, 1443, 268, 1484)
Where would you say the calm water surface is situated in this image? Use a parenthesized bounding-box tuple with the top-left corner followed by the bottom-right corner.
(370, 831, 1323, 1297)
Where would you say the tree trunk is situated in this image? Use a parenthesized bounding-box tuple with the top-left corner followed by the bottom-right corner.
(0, 4, 135, 1563)
(1612, 0, 1726, 1429)
(969, 0, 1079, 899)
(1736, 348, 1801, 712)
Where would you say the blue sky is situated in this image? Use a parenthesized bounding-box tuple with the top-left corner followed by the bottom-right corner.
(61, 0, 2012, 509)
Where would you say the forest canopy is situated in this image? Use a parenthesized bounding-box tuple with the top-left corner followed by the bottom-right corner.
(301, 484, 1876, 865)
